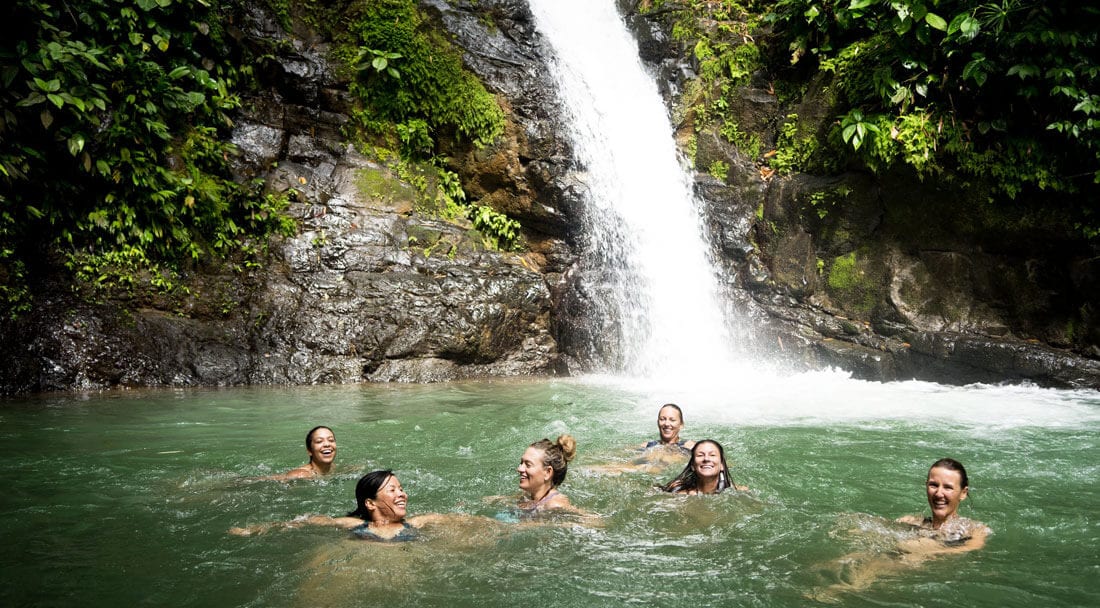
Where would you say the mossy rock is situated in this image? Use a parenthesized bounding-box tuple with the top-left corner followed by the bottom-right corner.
(825, 247, 886, 319)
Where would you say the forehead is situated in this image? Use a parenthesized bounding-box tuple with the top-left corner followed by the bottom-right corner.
(694, 442, 719, 455)
(381, 475, 401, 488)
(522, 446, 546, 463)
(928, 466, 963, 484)
(658, 406, 682, 420)
(310, 427, 334, 439)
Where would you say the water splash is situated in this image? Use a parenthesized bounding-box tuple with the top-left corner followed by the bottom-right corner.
(530, 0, 737, 378)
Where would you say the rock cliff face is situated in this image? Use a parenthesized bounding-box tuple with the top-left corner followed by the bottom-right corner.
(0, 0, 572, 393)
(1, 0, 1097, 394)
(619, 1, 1100, 389)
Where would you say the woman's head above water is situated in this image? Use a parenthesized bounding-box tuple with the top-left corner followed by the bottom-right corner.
(304, 425, 337, 470)
(518, 434, 576, 496)
(348, 470, 408, 523)
(656, 404, 686, 445)
(661, 439, 734, 495)
(925, 458, 970, 528)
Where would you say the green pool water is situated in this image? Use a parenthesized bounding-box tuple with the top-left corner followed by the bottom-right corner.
(1, 374, 1097, 607)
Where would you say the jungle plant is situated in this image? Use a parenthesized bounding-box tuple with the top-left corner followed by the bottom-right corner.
(0, 0, 296, 316)
(767, 0, 1099, 221)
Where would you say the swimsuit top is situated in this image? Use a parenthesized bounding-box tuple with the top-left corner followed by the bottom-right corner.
(494, 489, 564, 522)
(910, 516, 986, 546)
(350, 521, 419, 543)
(526, 489, 560, 512)
(644, 439, 690, 453)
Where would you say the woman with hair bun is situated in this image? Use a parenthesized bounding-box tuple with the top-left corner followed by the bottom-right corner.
(516, 434, 577, 512)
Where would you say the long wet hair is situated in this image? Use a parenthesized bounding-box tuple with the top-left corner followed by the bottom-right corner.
(529, 434, 577, 487)
(660, 439, 734, 494)
(347, 469, 393, 519)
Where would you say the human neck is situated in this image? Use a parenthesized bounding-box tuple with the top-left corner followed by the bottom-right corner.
(697, 476, 720, 494)
(930, 512, 957, 529)
(528, 484, 555, 503)
(309, 460, 332, 475)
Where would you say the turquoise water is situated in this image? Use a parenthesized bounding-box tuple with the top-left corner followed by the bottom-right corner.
(0, 375, 1097, 607)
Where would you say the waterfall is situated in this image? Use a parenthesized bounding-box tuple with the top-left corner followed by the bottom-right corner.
(530, 0, 737, 378)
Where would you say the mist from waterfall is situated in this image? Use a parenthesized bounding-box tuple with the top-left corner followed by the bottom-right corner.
(529, 0, 737, 378)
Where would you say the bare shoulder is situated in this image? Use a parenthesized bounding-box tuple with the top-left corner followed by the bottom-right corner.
(896, 514, 925, 526)
(408, 513, 503, 529)
(542, 492, 574, 511)
(683, 440, 696, 450)
(281, 465, 316, 480)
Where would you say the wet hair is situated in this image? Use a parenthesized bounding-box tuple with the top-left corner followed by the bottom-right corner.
(529, 434, 577, 487)
(305, 426, 333, 450)
(658, 403, 684, 423)
(347, 469, 394, 520)
(660, 439, 734, 494)
(929, 457, 969, 488)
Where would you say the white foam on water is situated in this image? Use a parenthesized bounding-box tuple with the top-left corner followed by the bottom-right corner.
(578, 370, 1100, 430)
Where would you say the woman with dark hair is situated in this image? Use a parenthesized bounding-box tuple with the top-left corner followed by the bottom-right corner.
(896, 458, 989, 549)
(517, 434, 577, 512)
(263, 426, 339, 480)
(229, 470, 472, 541)
(808, 458, 991, 600)
(659, 439, 747, 494)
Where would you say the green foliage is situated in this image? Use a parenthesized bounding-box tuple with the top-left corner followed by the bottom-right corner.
(645, 1, 768, 154)
(342, 0, 504, 149)
(331, 0, 518, 251)
(770, 113, 826, 173)
(0, 0, 295, 315)
(468, 205, 521, 251)
(708, 160, 731, 181)
(767, 1, 1100, 228)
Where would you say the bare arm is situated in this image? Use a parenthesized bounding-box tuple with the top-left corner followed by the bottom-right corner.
(228, 514, 362, 536)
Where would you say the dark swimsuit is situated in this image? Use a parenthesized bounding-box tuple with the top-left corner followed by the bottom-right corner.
(644, 439, 690, 454)
(350, 521, 419, 542)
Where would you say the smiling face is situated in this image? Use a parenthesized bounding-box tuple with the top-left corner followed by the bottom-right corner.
(306, 427, 337, 466)
(366, 474, 408, 523)
(926, 466, 968, 527)
(517, 446, 553, 496)
(657, 405, 684, 444)
(690, 441, 722, 482)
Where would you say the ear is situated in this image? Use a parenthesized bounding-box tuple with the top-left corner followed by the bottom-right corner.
(960, 486, 969, 501)
(364, 499, 376, 513)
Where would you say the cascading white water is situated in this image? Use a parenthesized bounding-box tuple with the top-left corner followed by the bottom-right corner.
(529, 0, 736, 378)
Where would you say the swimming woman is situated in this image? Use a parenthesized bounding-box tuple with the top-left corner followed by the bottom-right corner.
(230, 470, 476, 541)
(809, 458, 990, 600)
(659, 439, 748, 494)
(895, 458, 989, 553)
(517, 435, 577, 512)
(645, 403, 695, 454)
(586, 404, 695, 475)
(264, 426, 338, 480)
